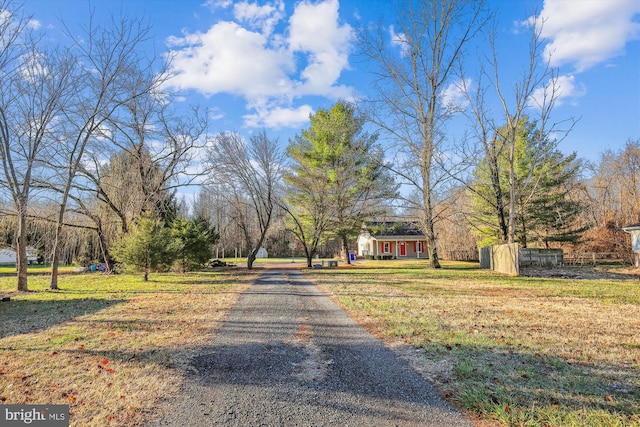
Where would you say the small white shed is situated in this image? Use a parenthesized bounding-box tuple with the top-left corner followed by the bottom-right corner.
(622, 224, 640, 267)
(0, 247, 38, 265)
(255, 247, 268, 259)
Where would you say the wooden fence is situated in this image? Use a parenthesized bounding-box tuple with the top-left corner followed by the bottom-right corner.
(563, 252, 633, 266)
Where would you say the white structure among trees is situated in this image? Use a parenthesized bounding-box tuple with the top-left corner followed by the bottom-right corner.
(622, 224, 640, 267)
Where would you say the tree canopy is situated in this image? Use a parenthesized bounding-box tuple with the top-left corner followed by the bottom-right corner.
(285, 101, 397, 265)
(470, 118, 584, 247)
(112, 216, 178, 281)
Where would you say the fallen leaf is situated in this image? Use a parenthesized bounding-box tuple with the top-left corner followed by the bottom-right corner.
(102, 359, 109, 365)
(605, 395, 615, 402)
(504, 405, 511, 414)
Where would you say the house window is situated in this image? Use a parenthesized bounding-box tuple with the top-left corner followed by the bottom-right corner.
(383, 242, 391, 253)
(417, 242, 424, 253)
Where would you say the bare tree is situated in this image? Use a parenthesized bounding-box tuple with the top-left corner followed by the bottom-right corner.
(359, 0, 486, 268)
(206, 130, 283, 269)
(465, 17, 577, 244)
(0, 4, 77, 290)
(46, 13, 170, 289)
(587, 139, 640, 228)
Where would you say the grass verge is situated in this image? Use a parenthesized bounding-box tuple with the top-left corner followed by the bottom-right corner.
(306, 260, 640, 427)
(0, 268, 254, 426)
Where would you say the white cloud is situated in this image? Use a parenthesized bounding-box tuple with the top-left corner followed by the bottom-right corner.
(19, 52, 49, 82)
(0, 9, 11, 25)
(440, 79, 471, 112)
(166, 0, 353, 129)
(27, 19, 41, 30)
(209, 107, 225, 121)
(389, 25, 409, 56)
(202, 0, 232, 11)
(534, 0, 640, 71)
(530, 74, 587, 109)
(167, 21, 294, 99)
(243, 102, 313, 129)
(233, 0, 285, 35)
(288, 0, 353, 96)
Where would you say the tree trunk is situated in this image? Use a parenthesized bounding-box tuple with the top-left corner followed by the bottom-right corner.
(303, 246, 313, 268)
(490, 160, 509, 242)
(247, 249, 257, 270)
(16, 207, 29, 291)
(96, 225, 114, 273)
(50, 207, 66, 290)
(425, 215, 441, 269)
(423, 182, 441, 269)
(508, 130, 517, 244)
(341, 235, 351, 265)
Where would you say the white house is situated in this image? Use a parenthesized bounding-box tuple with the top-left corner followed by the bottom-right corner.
(0, 247, 38, 265)
(357, 222, 428, 259)
(622, 223, 640, 267)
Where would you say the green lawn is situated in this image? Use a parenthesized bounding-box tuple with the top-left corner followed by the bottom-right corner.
(306, 260, 640, 427)
(3, 260, 638, 426)
(0, 268, 254, 426)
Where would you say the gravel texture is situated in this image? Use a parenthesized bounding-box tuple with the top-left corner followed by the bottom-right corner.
(150, 268, 473, 426)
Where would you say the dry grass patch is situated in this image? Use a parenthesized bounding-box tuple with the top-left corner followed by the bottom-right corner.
(0, 270, 253, 426)
(307, 260, 640, 427)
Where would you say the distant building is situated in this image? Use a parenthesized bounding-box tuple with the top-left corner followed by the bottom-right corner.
(357, 222, 428, 259)
(0, 247, 38, 265)
(622, 224, 640, 267)
(255, 247, 268, 258)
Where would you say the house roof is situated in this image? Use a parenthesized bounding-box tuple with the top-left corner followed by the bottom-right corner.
(363, 221, 424, 238)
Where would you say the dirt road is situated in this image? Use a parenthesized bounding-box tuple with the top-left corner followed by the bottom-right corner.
(151, 268, 473, 426)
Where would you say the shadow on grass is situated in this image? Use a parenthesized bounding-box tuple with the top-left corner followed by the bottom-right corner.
(432, 343, 640, 425)
(0, 298, 125, 339)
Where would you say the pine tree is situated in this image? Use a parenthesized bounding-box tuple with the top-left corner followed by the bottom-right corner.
(285, 101, 397, 265)
(470, 118, 584, 247)
(112, 216, 178, 281)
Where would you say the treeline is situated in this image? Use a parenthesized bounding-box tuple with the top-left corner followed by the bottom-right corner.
(1, 1, 638, 291)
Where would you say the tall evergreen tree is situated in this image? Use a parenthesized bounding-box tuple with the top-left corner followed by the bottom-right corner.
(470, 118, 583, 247)
(285, 101, 397, 264)
(172, 216, 219, 272)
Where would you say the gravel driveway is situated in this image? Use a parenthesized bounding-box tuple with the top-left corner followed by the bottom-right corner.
(151, 268, 473, 426)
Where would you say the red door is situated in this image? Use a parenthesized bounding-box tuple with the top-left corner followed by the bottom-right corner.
(399, 242, 406, 256)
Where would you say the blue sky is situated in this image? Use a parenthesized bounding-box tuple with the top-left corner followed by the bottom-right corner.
(16, 0, 640, 166)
